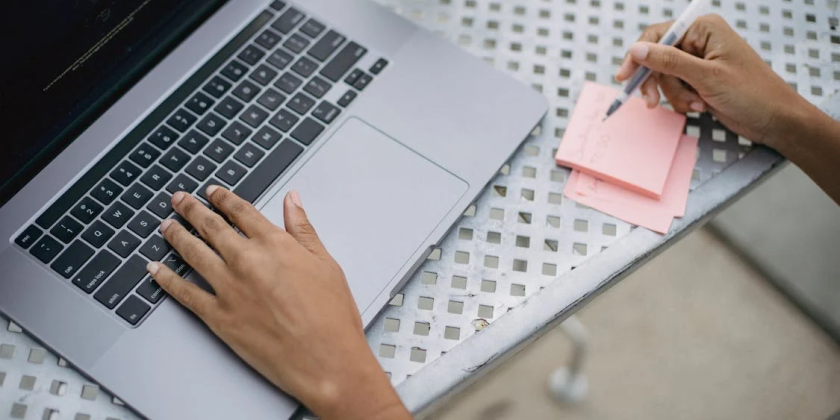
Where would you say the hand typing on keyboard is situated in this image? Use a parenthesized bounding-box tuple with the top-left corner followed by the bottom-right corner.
(145, 186, 411, 420)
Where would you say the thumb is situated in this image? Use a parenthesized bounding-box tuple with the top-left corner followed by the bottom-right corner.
(629, 42, 713, 89)
(283, 190, 328, 256)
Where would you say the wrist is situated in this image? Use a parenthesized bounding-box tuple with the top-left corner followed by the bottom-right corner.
(765, 96, 832, 153)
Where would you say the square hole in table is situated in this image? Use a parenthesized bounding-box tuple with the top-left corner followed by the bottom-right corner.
(10, 403, 27, 419)
(19, 375, 36, 391)
(384, 318, 401, 332)
(513, 259, 528, 272)
(547, 215, 561, 228)
(418, 296, 434, 310)
(444, 326, 461, 340)
(454, 251, 470, 264)
(379, 344, 396, 358)
(574, 219, 589, 232)
(0, 344, 15, 359)
(550, 170, 565, 182)
(544, 239, 559, 252)
(458, 227, 474, 240)
(50, 380, 67, 396)
(0, 372, 5, 387)
(452, 275, 468, 289)
(543, 263, 558, 276)
(421, 271, 438, 285)
(573, 243, 588, 256)
(490, 208, 505, 221)
(481, 279, 497, 293)
(410, 348, 427, 363)
(510, 284, 526, 296)
(548, 192, 563, 204)
(389, 293, 404, 307)
(478, 304, 495, 318)
(518, 212, 532, 224)
(515, 235, 531, 248)
(603, 223, 617, 236)
(448, 300, 464, 314)
(521, 188, 535, 201)
(413, 322, 430, 336)
(486, 231, 502, 244)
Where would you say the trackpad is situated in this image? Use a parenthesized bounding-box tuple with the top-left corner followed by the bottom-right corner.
(259, 118, 467, 312)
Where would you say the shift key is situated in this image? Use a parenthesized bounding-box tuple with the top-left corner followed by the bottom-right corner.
(94, 256, 148, 309)
(320, 42, 367, 82)
(73, 250, 121, 293)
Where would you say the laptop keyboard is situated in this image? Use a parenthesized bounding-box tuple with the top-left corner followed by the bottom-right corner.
(13, 0, 389, 327)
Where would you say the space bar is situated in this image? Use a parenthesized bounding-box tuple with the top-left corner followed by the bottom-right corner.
(234, 140, 304, 203)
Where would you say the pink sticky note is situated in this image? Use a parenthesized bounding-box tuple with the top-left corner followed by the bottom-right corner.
(555, 82, 686, 199)
(575, 135, 699, 219)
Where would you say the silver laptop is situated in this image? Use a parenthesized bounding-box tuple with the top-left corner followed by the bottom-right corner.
(0, 0, 546, 418)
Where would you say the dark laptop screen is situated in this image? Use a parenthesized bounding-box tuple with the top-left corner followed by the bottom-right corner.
(0, 0, 226, 207)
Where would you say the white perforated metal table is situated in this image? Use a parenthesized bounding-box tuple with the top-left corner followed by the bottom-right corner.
(2, 0, 838, 419)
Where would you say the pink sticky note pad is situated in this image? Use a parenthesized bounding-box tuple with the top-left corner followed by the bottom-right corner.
(575, 135, 699, 219)
(555, 82, 687, 199)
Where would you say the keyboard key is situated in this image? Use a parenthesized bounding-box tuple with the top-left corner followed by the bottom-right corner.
(204, 139, 235, 163)
(268, 108, 299, 132)
(139, 235, 172, 261)
(308, 30, 346, 62)
(110, 161, 143, 187)
(127, 211, 160, 239)
(129, 143, 162, 168)
(304, 76, 332, 99)
(216, 161, 248, 186)
(272, 8, 305, 34)
(202, 76, 232, 99)
(198, 179, 225, 201)
(250, 64, 279, 86)
(185, 92, 215, 116)
(257, 88, 286, 111)
(73, 250, 120, 293)
(214, 96, 245, 119)
(50, 240, 94, 279)
(283, 33, 310, 54)
(253, 126, 282, 149)
(291, 56, 317, 78)
(300, 18, 326, 38)
(234, 143, 266, 168)
(369, 58, 388, 75)
(121, 184, 154, 210)
(166, 109, 196, 132)
(344, 68, 363, 85)
(222, 121, 253, 145)
(166, 174, 199, 194)
(237, 44, 266, 66)
(234, 141, 304, 203)
(108, 230, 142, 258)
(137, 277, 166, 304)
(269, 0, 287, 11)
(186, 156, 217, 181)
(71, 197, 103, 224)
(274, 72, 303, 94)
(91, 179, 123, 205)
(116, 295, 151, 325)
(337, 90, 358, 107)
(198, 114, 226, 138)
(267, 49, 294, 70)
(240, 105, 270, 128)
(220, 60, 249, 82)
(102, 202, 135, 229)
(147, 193, 174, 219)
(82, 220, 116, 248)
(177, 130, 210, 154)
(288, 93, 316, 115)
(290, 118, 324, 145)
(232, 80, 261, 102)
(30, 236, 64, 264)
(312, 101, 341, 124)
(139, 165, 173, 191)
(15, 225, 43, 249)
(353, 73, 372, 90)
(321, 42, 367, 82)
(255, 29, 283, 50)
(94, 256, 147, 309)
(50, 216, 83, 243)
(160, 147, 192, 172)
(148, 126, 179, 150)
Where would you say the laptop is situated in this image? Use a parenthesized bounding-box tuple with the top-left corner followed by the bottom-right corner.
(0, 0, 547, 418)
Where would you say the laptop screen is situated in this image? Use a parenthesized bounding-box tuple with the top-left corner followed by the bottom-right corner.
(0, 0, 226, 207)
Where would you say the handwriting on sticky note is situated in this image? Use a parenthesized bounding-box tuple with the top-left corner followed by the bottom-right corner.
(555, 82, 687, 199)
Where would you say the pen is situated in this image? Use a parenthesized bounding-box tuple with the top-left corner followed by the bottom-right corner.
(604, 0, 712, 121)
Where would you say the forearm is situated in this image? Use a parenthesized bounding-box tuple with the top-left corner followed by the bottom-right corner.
(768, 99, 840, 205)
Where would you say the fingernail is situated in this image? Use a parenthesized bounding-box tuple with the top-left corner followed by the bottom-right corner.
(172, 192, 185, 205)
(160, 219, 173, 234)
(206, 185, 219, 198)
(689, 101, 705, 112)
(147, 262, 160, 276)
(289, 190, 303, 208)
(630, 43, 649, 61)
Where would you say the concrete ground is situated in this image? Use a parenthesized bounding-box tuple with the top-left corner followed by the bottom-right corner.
(428, 228, 840, 420)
